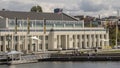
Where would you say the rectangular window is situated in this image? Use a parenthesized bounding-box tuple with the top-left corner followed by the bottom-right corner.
(39, 44, 42, 49)
(46, 43, 48, 49)
(87, 35, 89, 39)
(104, 34, 106, 39)
(8, 19, 15, 27)
(87, 42, 89, 47)
(23, 20, 27, 27)
(45, 36, 48, 40)
(96, 35, 97, 38)
(14, 36, 18, 41)
(36, 21, 41, 27)
(82, 35, 84, 39)
(75, 24, 82, 27)
(77, 35, 79, 39)
(66, 24, 73, 27)
(39, 36, 43, 40)
(46, 24, 53, 27)
(78, 42, 79, 48)
(0, 36, 3, 41)
(73, 35, 75, 39)
(73, 42, 74, 47)
(20, 36, 24, 40)
(100, 35, 102, 39)
(56, 24, 64, 27)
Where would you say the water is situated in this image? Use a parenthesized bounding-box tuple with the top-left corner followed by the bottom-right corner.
(0, 61, 120, 68)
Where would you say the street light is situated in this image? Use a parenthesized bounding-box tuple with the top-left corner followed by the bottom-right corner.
(6, 34, 11, 52)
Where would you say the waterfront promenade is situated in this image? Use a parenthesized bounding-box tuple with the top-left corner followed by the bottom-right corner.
(0, 49, 120, 65)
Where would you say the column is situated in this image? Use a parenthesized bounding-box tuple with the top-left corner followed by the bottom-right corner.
(68, 35, 73, 49)
(29, 38, 32, 52)
(65, 35, 68, 50)
(0, 45, 1, 52)
(3, 36, 6, 52)
(93, 34, 96, 48)
(79, 35, 82, 49)
(84, 35, 87, 49)
(18, 35, 21, 51)
(88, 34, 92, 48)
(37, 35, 39, 51)
(42, 34, 46, 52)
(106, 34, 109, 46)
(11, 34, 14, 50)
(35, 36, 39, 52)
(98, 34, 100, 47)
(74, 35, 78, 49)
(58, 35, 62, 50)
(101, 34, 104, 49)
(24, 35, 28, 53)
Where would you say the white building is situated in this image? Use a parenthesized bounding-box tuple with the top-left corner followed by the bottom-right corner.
(0, 11, 109, 53)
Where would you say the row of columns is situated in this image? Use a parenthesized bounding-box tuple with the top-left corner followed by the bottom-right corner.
(56, 34, 109, 50)
(0, 33, 109, 52)
(0, 35, 43, 53)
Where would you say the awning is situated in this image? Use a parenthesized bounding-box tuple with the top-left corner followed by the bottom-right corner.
(7, 51, 23, 55)
(30, 36, 40, 40)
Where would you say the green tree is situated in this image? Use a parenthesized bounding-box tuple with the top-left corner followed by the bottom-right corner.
(108, 25, 120, 47)
(109, 26, 116, 47)
(30, 5, 43, 12)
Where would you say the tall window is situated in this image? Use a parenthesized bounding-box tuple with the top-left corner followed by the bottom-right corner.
(46, 43, 48, 49)
(0, 36, 4, 41)
(8, 19, 15, 27)
(45, 36, 48, 40)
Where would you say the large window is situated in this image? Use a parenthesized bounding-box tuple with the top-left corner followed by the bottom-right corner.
(17, 20, 22, 27)
(75, 24, 82, 27)
(8, 19, 15, 27)
(36, 20, 41, 27)
(56, 23, 64, 27)
(46, 23, 53, 28)
(23, 20, 27, 27)
(65, 24, 73, 27)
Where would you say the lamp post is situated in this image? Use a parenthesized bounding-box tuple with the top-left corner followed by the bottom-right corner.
(116, 10, 119, 49)
(6, 34, 11, 52)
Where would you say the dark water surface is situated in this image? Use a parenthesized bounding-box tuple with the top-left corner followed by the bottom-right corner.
(0, 61, 120, 68)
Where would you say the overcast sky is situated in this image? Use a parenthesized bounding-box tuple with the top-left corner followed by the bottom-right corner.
(0, 0, 120, 17)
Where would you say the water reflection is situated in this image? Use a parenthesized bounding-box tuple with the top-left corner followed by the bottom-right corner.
(9, 65, 16, 68)
(1, 61, 120, 68)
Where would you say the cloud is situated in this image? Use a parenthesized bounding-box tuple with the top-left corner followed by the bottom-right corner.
(0, 0, 120, 17)
(79, 0, 108, 12)
(0, 0, 34, 11)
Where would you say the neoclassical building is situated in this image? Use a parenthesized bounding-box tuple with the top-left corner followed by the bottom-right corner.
(0, 11, 109, 53)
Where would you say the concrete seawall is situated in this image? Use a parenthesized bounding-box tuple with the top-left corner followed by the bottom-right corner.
(39, 53, 120, 61)
(1, 52, 120, 65)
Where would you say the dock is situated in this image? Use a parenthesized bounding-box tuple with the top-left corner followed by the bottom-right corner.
(0, 53, 51, 65)
(8, 53, 50, 65)
(1, 50, 120, 65)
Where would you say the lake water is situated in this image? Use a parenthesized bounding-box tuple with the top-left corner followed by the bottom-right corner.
(0, 61, 120, 68)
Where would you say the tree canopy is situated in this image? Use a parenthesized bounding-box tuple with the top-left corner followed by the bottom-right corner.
(30, 5, 43, 12)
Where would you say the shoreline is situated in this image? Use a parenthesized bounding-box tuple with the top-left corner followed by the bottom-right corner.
(1, 52, 120, 65)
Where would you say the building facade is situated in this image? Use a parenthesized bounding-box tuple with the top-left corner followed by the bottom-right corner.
(0, 11, 109, 53)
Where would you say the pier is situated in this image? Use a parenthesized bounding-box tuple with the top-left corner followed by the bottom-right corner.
(1, 49, 120, 65)
(7, 53, 51, 65)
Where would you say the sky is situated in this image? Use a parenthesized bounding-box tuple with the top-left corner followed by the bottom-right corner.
(0, 0, 120, 17)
